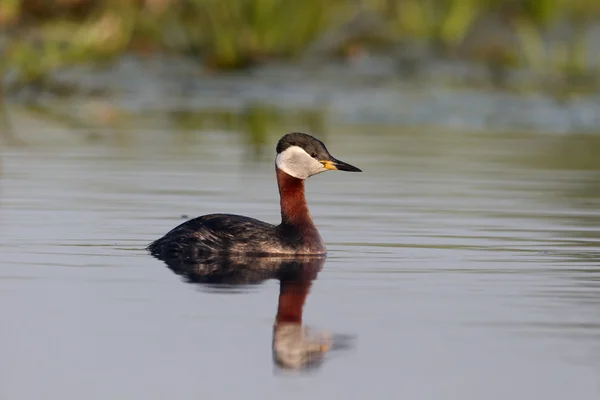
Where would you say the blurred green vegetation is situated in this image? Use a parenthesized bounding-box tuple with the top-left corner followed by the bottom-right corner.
(9, 98, 326, 160)
(0, 0, 599, 90)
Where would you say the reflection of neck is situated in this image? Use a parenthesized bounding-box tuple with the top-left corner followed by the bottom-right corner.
(274, 258, 323, 325)
(276, 168, 314, 228)
(275, 278, 313, 325)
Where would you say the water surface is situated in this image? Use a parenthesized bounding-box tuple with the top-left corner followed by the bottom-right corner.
(1, 125, 599, 399)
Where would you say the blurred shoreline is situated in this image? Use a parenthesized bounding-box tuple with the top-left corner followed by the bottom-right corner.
(2, 54, 600, 135)
(1, 1, 600, 134)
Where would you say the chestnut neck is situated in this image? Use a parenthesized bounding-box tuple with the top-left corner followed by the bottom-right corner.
(276, 167, 315, 228)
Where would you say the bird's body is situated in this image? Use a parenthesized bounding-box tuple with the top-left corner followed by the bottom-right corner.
(148, 212, 323, 258)
(148, 132, 361, 263)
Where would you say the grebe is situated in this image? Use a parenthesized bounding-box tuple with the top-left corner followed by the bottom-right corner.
(148, 132, 361, 260)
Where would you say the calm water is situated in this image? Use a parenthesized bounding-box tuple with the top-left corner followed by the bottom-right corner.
(1, 124, 600, 399)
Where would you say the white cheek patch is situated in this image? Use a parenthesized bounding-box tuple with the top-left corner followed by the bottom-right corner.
(276, 146, 327, 179)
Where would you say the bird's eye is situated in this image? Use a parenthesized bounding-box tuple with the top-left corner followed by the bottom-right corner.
(310, 152, 317, 158)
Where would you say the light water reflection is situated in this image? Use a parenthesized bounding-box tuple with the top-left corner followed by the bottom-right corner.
(151, 252, 351, 370)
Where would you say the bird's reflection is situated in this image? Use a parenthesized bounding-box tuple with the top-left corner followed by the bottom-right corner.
(152, 253, 353, 370)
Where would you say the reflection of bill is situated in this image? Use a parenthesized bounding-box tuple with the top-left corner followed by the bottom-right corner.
(273, 323, 332, 369)
(152, 253, 354, 370)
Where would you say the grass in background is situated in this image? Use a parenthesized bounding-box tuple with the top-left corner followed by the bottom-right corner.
(0, 0, 599, 93)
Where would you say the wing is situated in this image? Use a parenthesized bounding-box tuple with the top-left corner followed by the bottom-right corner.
(148, 214, 279, 260)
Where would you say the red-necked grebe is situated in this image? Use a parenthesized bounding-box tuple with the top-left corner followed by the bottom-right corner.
(147, 132, 361, 260)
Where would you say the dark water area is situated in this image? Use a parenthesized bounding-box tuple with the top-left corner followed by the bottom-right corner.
(1, 120, 600, 399)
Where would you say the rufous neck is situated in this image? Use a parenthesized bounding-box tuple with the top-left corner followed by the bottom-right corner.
(276, 167, 313, 226)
